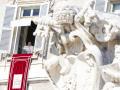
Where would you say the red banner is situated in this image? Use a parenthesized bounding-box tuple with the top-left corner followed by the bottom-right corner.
(8, 54, 32, 90)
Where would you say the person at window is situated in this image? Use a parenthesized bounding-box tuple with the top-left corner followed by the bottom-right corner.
(22, 42, 33, 54)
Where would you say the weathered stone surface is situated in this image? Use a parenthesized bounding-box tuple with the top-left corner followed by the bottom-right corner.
(33, 0, 120, 90)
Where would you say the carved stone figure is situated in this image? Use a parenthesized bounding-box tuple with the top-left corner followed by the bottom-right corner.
(87, 11, 120, 42)
(101, 45, 120, 90)
(33, 0, 120, 90)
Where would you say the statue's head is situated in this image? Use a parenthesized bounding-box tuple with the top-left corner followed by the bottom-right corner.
(89, 19, 113, 42)
(53, 5, 77, 24)
(84, 11, 97, 27)
(52, 1, 80, 24)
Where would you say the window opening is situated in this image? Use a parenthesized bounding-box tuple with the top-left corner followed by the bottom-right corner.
(21, 3, 49, 17)
(23, 9, 31, 16)
(18, 21, 37, 53)
(22, 6, 40, 17)
(112, 2, 120, 14)
(113, 3, 120, 11)
(33, 9, 40, 16)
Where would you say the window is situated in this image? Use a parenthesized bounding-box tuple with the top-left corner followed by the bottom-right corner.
(18, 23, 36, 54)
(33, 9, 39, 16)
(104, 0, 120, 13)
(21, 3, 49, 17)
(23, 9, 31, 16)
(15, 3, 49, 53)
(0, 5, 17, 53)
(22, 6, 40, 17)
(113, 3, 120, 14)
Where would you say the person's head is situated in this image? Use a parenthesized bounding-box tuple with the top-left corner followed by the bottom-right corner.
(28, 42, 32, 46)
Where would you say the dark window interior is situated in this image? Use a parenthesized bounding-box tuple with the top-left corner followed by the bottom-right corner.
(26, 21, 37, 46)
(18, 21, 37, 53)
(23, 9, 31, 16)
(33, 9, 40, 16)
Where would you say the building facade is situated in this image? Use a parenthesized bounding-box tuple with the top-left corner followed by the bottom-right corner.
(0, 0, 120, 90)
(0, 0, 54, 90)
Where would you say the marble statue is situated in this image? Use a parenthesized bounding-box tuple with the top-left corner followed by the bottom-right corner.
(33, 0, 120, 90)
(101, 45, 120, 90)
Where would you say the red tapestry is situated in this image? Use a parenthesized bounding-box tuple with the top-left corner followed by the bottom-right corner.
(7, 54, 32, 90)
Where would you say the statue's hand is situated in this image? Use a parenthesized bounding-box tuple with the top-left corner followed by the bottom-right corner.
(33, 30, 42, 36)
(75, 14, 84, 24)
(33, 15, 58, 26)
(33, 25, 49, 37)
(33, 31, 37, 36)
(44, 56, 59, 71)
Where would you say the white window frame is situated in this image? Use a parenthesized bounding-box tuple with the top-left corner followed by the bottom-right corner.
(0, 5, 17, 53)
(2, 5, 17, 30)
(0, 5, 6, 41)
(105, 0, 120, 13)
(21, 6, 40, 17)
(111, 2, 120, 14)
(12, 2, 49, 53)
(20, 2, 49, 17)
(39, 3, 49, 17)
